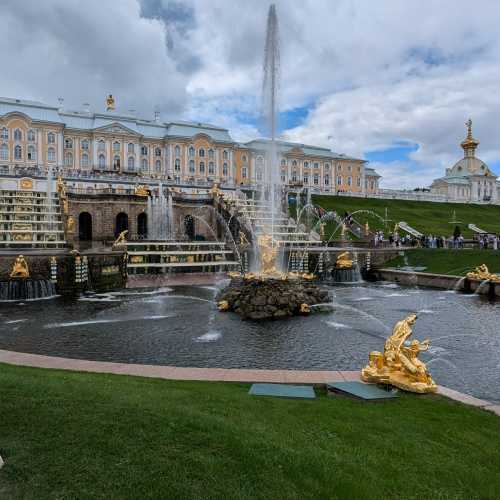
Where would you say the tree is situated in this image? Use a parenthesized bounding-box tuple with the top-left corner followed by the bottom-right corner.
(453, 225, 461, 239)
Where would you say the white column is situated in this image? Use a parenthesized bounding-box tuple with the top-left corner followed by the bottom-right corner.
(93, 139, 98, 168)
(37, 129, 43, 168)
(168, 143, 173, 177)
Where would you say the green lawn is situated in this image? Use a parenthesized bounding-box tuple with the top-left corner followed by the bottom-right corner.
(384, 249, 500, 275)
(1, 364, 499, 499)
(311, 195, 500, 238)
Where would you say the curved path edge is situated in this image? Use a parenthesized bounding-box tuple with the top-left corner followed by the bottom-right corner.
(0, 348, 498, 416)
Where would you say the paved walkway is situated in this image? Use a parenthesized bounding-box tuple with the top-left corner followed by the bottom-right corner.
(0, 349, 498, 416)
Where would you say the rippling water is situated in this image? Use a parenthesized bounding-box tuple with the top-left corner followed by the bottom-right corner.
(1, 282, 499, 403)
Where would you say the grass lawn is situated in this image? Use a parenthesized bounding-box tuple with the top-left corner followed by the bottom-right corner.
(311, 195, 500, 238)
(1, 364, 499, 499)
(384, 249, 500, 275)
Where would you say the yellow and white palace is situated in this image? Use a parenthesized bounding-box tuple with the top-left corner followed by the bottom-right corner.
(0, 95, 380, 195)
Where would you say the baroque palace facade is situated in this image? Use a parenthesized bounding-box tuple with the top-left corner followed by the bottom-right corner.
(0, 96, 380, 195)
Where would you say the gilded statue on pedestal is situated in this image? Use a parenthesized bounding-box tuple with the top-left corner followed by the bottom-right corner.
(134, 185, 149, 197)
(335, 251, 353, 269)
(257, 234, 278, 276)
(10, 255, 30, 279)
(66, 216, 76, 234)
(361, 313, 437, 393)
(466, 264, 500, 282)
(112, 230, 128, 248)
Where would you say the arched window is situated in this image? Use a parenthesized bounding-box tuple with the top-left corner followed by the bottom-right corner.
(324, 163, 330, 170)
(64, 138, 73, 149)
(81, 153, 89, 167)
(115, 212, 129, 237)
(357, 177, 361, 187)
(0, 143, 8, 160)
(314, 162, 319, 169)
(81, 139, 89, 150)
(128, 156, 135, 170)
(199, 161, 205, 173)
(1, 127, 8, 140)
(113, 141, 120, 152)
(14, 129, 22, 141)
(155, 147, 162, 157)
(347, 176, 352, 186)
(127, 143, 134, 154)
(188, 146, 195, 157)
(27, 129, 36, 142)
(208, 162, 215, 174)
(184, 215, 195, 240)
(113, 155, 120, 169)
(174, 158, 180, 171)
(79, 212, 92, 241)
(98, 140, 105, 151)
(48, 147, 56, 162)
(198, 148, 205, 157)
(64, 152, 73, 166)
(325, 175, 330, 186)
(155, 160, 161, 172)
(292, 160, 297, 167)
(242, 154, 247, 163)
(137, 213, 148, 239)
(223, 150, 229, 160)
(175, 145, 181, 157)
(337, 176, 342, 186)
(242, 167, 247, 179)
(256, 156, 264, 167)
(303, 175, 309, 184)
(141, 159, 148, 171)
(208, 148, 214, 159)
(14, 145, 22, 159)
(189, 160, 195, 173)
(141, 145, 148, 155)
(313, 174, 319, 185)
(98, 154, 105, 168)
(256, 168, 262, 181)
(27, 145, 36, 161)
(304, 161, 309, 169)
(222, 162, 228, 176)
(338, 164, 342, 171)
(47, 132, 55, 144)
(292, 171, 297, 182)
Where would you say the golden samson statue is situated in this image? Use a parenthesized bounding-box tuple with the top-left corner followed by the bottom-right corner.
(361, 313, 437, 393)
(466, 264, 500, 282)
(10, 255, 30, 279)
(335, 251, 353, 269)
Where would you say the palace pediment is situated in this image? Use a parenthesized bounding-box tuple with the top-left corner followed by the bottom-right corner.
(94, 122, 140, 136)
(289, 146, 304, 155)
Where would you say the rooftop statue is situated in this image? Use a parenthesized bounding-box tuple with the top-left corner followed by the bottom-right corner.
(134, 185, 149, 197)
(10, 255, 30, 279)
(335, 251, 353, 269)
(361, 313, 437, 393)
(466, 264, 500, 282)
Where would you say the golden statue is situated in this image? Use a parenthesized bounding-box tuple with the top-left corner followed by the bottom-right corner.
(112, 230, 128, 248)
(134, 185, 149, 196)
(466, 264, 500, 282)
(300, 303, 310, 314)
(210, 183, 221, 197)
(361, 314, 437, 393)
(227, 271, 242, 279)
(56, 176, 67, 198)
(218, 300, 229, 311)
(10, 255, 30, 279)
(257, 234, 278, 276)
(365, 221, 370, 236)
(66, 216, 76, 233)
(239, 231, 250, 247)
(335, 251, 353, 269)
(106, 94, 115, 111)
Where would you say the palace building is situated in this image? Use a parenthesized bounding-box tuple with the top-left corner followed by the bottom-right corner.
(0, 95, 380, 196)
(430, 120, 500, 203)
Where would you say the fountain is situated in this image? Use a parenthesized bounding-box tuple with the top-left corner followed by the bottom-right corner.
(331, 251, 361, 283)
(146, 183, 173, 240)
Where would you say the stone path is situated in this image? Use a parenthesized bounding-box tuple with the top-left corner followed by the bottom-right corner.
(0, 349, 498, 416)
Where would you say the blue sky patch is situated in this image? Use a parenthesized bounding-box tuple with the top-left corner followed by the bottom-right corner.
(365, 142, 419, 163)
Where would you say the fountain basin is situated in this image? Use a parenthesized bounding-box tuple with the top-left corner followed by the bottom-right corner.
(0, 278, 56, 301)
(216, 278, 329, 320)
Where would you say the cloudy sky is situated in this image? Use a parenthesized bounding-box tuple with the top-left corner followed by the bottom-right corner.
(2, 0, 500, 188)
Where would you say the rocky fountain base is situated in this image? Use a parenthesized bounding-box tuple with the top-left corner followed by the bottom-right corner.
(216, 277, 330, 320)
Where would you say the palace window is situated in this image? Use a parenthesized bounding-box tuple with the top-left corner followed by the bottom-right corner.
(347, 176, 352, 186)
(127, 143, 134, 154)
(292, 160, 297, 167)
(314, 162, 319, 169)
(65, 138, 73, 149)
(199, 148, 205, 157)
(98, 154, 105, 168)
(14, 145, 22, 159)
(304, 161, 309, 169)
(155, 147, 162, 157)
(1, 127, 8, 140)
(324, 163, 330, 170)
(348, 165, 352, 171)
(81, 139, 89, 150)
(141, 145, 148, 155)
(281, 159, 286, 166)
(0, 143, 8, 160)
(113, 155, 120, 169)
(27, 145, 36, 161)
(188, 146, 195, 158)
(337, 176, 342, 185)
(141, 159, 148, 171)
(371, 181, 375, 190)
(189, 160, 195, 173)
(174, 175, 180, 184)
(98, 140, 105, 151)
(113, 141, 120, 152)
(242, 167, 247, 179)
(48, 147, 55, 162)
(81, 153, 89, 167)
(292, 171, 297, 182)
(222, 162, 228, 176)
(242, 154, 247, 163)
(155, 160, 162, 172)
(256, 168, 263, 181)
(313, 174, 319, 185)
(281, 174, 286, 183)
(174, 158, 181, 171)
(128, 156, 135, 170)
(14, 129, 22, 141)
(208, 148, 214, 159)
(325, 175, 329, 186)
(64, 152, 73, 166)
(47, 132, 55, 144)
(357, 177, 361, 187)
(223, 150, 229, 160)
(208, 162, 215, 174)
(199, 161, 205, 174)
(175, 145, 181, 157)
(338, 165, 342, 171)
(303, 176, 309, 184)
(27, 129, 36, 142)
